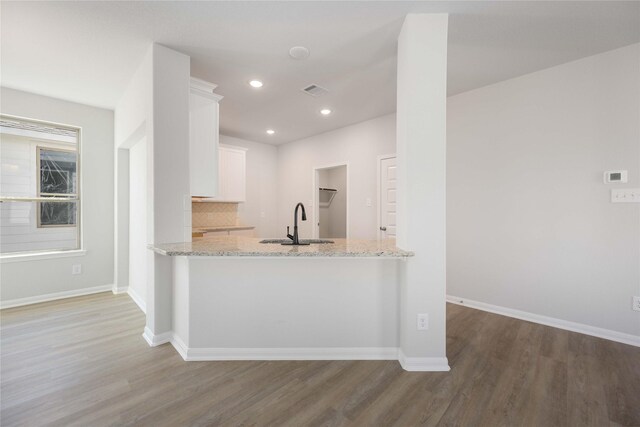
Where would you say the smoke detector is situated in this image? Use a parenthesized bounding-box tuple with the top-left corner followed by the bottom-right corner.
(289, 46, 310, 60)
(301, 84, 329, 97)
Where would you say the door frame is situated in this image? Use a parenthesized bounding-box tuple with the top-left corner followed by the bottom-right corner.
(377, 154, 396, 240)
(312, 162, 349, 239)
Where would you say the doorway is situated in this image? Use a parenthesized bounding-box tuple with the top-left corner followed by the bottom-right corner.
(313, 164, 348, 239)
(377, 155, 396, 240)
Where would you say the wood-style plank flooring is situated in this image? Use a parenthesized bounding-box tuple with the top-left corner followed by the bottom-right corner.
(1, 292, 639, 426)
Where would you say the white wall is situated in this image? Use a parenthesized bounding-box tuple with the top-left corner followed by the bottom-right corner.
(277, 114, 396, 240)
(128, 137, 147, 307)
(220, 135, 278, 238)
(114, 47, 152, 294)
(114, 44, 191, 336)
(1, 87, 114, 302)
(447, 43, 640, 338)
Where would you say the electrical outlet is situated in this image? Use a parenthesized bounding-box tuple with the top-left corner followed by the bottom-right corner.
(633, 296, 640, 312)
(72, 264, 82, 275)
(366, 198, 372, 207)
(611, 188, 640, 203)
(417, 313, 429, 330)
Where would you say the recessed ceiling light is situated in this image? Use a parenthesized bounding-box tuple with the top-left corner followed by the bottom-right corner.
(249, 80, 263, 88)
(266, 129, 275, 135)
(320, 108, 332, 116)
(289, 46, 310, 60)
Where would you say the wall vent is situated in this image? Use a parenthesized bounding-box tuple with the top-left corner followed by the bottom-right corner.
(301, 84, 329, 97)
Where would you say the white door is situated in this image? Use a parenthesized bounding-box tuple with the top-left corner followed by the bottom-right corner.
(379, 156, 397, 239)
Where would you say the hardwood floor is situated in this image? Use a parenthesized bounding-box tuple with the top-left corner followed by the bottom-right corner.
(1, 292, 639, 426)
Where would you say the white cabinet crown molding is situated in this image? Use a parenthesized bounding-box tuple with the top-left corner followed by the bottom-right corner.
(190, 77, 224, 100)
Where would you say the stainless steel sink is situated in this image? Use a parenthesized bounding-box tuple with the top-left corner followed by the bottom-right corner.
(259, 239, 334, 244)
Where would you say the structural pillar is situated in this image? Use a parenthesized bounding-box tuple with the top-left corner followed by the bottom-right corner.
(396, 14, 450, 371)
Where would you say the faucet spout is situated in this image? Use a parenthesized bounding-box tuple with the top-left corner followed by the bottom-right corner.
(282, 202, 310, 245)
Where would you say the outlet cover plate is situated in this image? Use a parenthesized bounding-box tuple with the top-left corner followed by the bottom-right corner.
(633, 296, 640, 312)
(611, 188, 640, 203)
(417, 313, 429, 330)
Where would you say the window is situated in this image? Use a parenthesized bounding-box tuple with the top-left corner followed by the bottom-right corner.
(0, 115, 81, 255)
(37, 147, 78, 227)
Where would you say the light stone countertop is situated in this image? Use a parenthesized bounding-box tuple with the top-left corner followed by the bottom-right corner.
(149, 236, 413, 258)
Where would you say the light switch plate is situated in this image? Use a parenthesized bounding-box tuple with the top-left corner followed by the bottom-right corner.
(611, 188, 640, 203)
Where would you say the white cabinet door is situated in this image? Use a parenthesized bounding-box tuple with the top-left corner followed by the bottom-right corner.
(189, 79, 222, 198)
(215, 145, 247, 202)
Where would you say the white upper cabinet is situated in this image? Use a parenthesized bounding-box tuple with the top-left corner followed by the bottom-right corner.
(189, 77, 223, 198)
(215, 145, 247, 202)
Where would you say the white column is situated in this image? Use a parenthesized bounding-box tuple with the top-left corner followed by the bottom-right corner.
(144, 44, 191, 345)
(396, 14, 449, 371)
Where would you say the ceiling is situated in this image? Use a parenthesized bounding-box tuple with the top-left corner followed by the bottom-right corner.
(2, 1, 639, 145)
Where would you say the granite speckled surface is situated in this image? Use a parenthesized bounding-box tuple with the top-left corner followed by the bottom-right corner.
(150, 236, 413, 258)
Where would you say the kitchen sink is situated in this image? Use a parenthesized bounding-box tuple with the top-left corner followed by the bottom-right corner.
(259, 239, 334, 244)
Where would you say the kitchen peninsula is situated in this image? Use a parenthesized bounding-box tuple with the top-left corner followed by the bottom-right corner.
(148, 236, 413, 363)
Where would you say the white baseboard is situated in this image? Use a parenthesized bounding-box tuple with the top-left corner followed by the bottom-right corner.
(142, 327, 172, 347)
(447, 295, 640, 348)
(165, 334, 449, 372)
(168, 339, 398, 362)
(127, 287, 146, 314)
(397, 349, 450, 372)
(112, 285, 128, 295)
(170, 334, 189, 360)
(0, 285, 114, 309)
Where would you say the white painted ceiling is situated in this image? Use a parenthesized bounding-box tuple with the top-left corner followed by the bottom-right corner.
(2, 1, 639, 145)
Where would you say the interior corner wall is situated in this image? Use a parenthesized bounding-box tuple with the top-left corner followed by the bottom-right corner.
(447, 43, 640, 338)
(0, 87, 115, 301)
(219, 135, 279, 238)
(276, 114, 396, 240)
(114, 46, 153, 301)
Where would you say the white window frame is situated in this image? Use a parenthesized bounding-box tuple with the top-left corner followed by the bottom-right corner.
(36, 145, 79, 228)
(0, 114, 84, 261)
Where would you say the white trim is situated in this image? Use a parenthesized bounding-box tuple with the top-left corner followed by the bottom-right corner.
(112, 285, 128, 295)
(170, 334, 189, 360)
(142, 327, 172, 347)
(447, 295, 640, 347)
(0, 284, 112, 309)
(0, 249, 87, 263)
(127, 287, 146, 313)
(311, 162, 350, 239)
(397, 349, 450, 372)
(376, 153, 396, 240)
(170, 343, 398, 361)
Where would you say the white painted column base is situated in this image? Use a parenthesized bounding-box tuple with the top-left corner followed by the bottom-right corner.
(142, 327, 172, 347)
(151, 335, 452, 372)
(397, 349, 450, 372)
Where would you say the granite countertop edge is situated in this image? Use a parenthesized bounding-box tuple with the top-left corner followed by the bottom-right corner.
(151, 249, 414, 258)
(148, 237, 414, 258)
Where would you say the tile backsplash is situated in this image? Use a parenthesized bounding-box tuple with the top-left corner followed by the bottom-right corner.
(192, 202, 239, 227)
